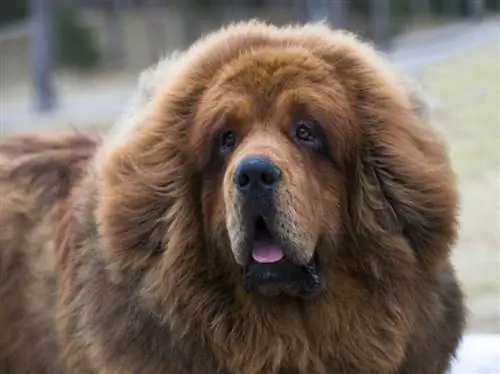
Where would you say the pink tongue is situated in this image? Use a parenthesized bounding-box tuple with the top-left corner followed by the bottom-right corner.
(252, 242, 284, 263)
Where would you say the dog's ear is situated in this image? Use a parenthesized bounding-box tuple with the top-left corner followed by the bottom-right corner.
(354, 81, 458, 269)
(362, 156, 402, 235)
(357, 139, 458, 272)
(96, 134, 198, 273)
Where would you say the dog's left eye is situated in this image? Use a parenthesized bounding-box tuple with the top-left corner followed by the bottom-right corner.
(294, 120, 316, 143)
(220, 130, 238, 154)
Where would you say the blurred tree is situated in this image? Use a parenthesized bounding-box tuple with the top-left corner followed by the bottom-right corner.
(303, 0, 329, 22)
(443, 0, 461, 16)
(30, 0, 57, 112)
(55, 3, 100, 70)
(104, 0, 126, 68)
(468, 0, 485, 19)
(409, 0, 431, 19)
(330, 0, 350, 30)
(485, 0, 499, 11)
(182, 0, 202, 46)
(145, 0, 167, 62)
(370, 0, 391, 48)
(285, 0, 306, 23)
(228, 0, 251, 19)
(0, 0, 28, 24)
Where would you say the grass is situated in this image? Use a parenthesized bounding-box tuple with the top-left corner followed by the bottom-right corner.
(420, 40, 500, 332)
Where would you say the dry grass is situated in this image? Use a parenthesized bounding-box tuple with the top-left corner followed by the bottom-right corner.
(421, 40, 500, 332)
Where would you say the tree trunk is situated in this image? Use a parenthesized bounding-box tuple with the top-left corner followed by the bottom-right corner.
(443, 0, 460, 17)
(468, 0, 485, 21)
(145, 0, 167, 63)
(371, 0, 391, 49)
(330, 0, 349, 30)
(229, 0, 250, 17)
(30, 0, 57, 113)
(220, 0, 250, 25)
(303, 0, 329, 23)
(182, 0, 201, 47)
(292, 0, 308, 23)
(104, 0, 126, 68)
(409, 0, 431, 18)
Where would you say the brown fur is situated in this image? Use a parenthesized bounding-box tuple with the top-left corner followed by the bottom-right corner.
(0, 133, 98, 374)
(0, 21, 464, 374)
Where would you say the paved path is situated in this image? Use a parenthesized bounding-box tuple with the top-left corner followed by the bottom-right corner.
(389, 17, 499, 76)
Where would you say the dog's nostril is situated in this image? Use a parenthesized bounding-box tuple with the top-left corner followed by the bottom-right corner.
(261, 170, 278, 186)
(238, 173, 250, 188)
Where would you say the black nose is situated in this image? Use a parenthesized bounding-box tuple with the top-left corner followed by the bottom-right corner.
(234, 157, 281, 193)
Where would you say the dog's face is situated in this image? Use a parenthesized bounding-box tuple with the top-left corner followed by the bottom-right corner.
(191, 50, 357, 298)
(95, 22, 460, 372)
(100, 22, 457, 310)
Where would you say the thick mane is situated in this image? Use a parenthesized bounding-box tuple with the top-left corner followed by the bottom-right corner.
(0, 20, 464, 374)
(96, 20, 420, 269)
(0, 132, 100, 374)
(53, 20, 463, 374)
(0, 133, 98, 202)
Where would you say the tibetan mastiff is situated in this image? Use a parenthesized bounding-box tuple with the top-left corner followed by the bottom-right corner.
(0, 21, 464, 374)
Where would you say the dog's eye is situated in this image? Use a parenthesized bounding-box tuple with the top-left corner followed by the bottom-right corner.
(294, 120, 315, 142)
(220, 130, 238, 154)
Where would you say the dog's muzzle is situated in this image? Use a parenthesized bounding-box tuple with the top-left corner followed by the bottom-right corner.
(233, 156, 322, 299)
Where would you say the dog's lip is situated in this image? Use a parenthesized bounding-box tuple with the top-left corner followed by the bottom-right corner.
(244, 252, 322, 298)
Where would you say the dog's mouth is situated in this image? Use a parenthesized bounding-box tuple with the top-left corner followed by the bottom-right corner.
(244, 216, 322, 299)
(251, 217, 285, 263)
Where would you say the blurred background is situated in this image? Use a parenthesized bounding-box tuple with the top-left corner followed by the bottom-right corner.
(0, 0, 499, 334)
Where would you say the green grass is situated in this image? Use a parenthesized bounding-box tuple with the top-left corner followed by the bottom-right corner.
(422, 41, 500, 181)
(421, 40, 500, 332)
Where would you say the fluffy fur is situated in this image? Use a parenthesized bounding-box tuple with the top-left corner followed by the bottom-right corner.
(0, 21, 464, 374)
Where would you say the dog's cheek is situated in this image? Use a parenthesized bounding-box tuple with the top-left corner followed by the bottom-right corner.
(222, 164, 238, 229)
(220, 165, 248, 264)
(277, 170, 319, 264)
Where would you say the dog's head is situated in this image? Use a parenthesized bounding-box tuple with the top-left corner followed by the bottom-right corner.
(97, 22, 458, 304)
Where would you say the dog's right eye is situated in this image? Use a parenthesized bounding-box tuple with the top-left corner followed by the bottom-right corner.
(220, 130, 238, 154)
(295, 121, 315, 142)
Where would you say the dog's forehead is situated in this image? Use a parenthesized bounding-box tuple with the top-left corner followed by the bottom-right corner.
(197, 48, 346, 129)
(216, 48, 334, 97)
(191, 46, 356, 164)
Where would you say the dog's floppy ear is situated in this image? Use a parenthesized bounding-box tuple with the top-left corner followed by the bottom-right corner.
(94, 59, 200, 273)
(96, 128, 199, 273)
(362, 155, 402, 235)
(357, 81, 458, 269)
(361, 79, 432, 235)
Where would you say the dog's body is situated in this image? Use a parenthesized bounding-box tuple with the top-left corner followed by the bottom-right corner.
(0, 134, 98, 374)
(0, 21, 464, 374)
